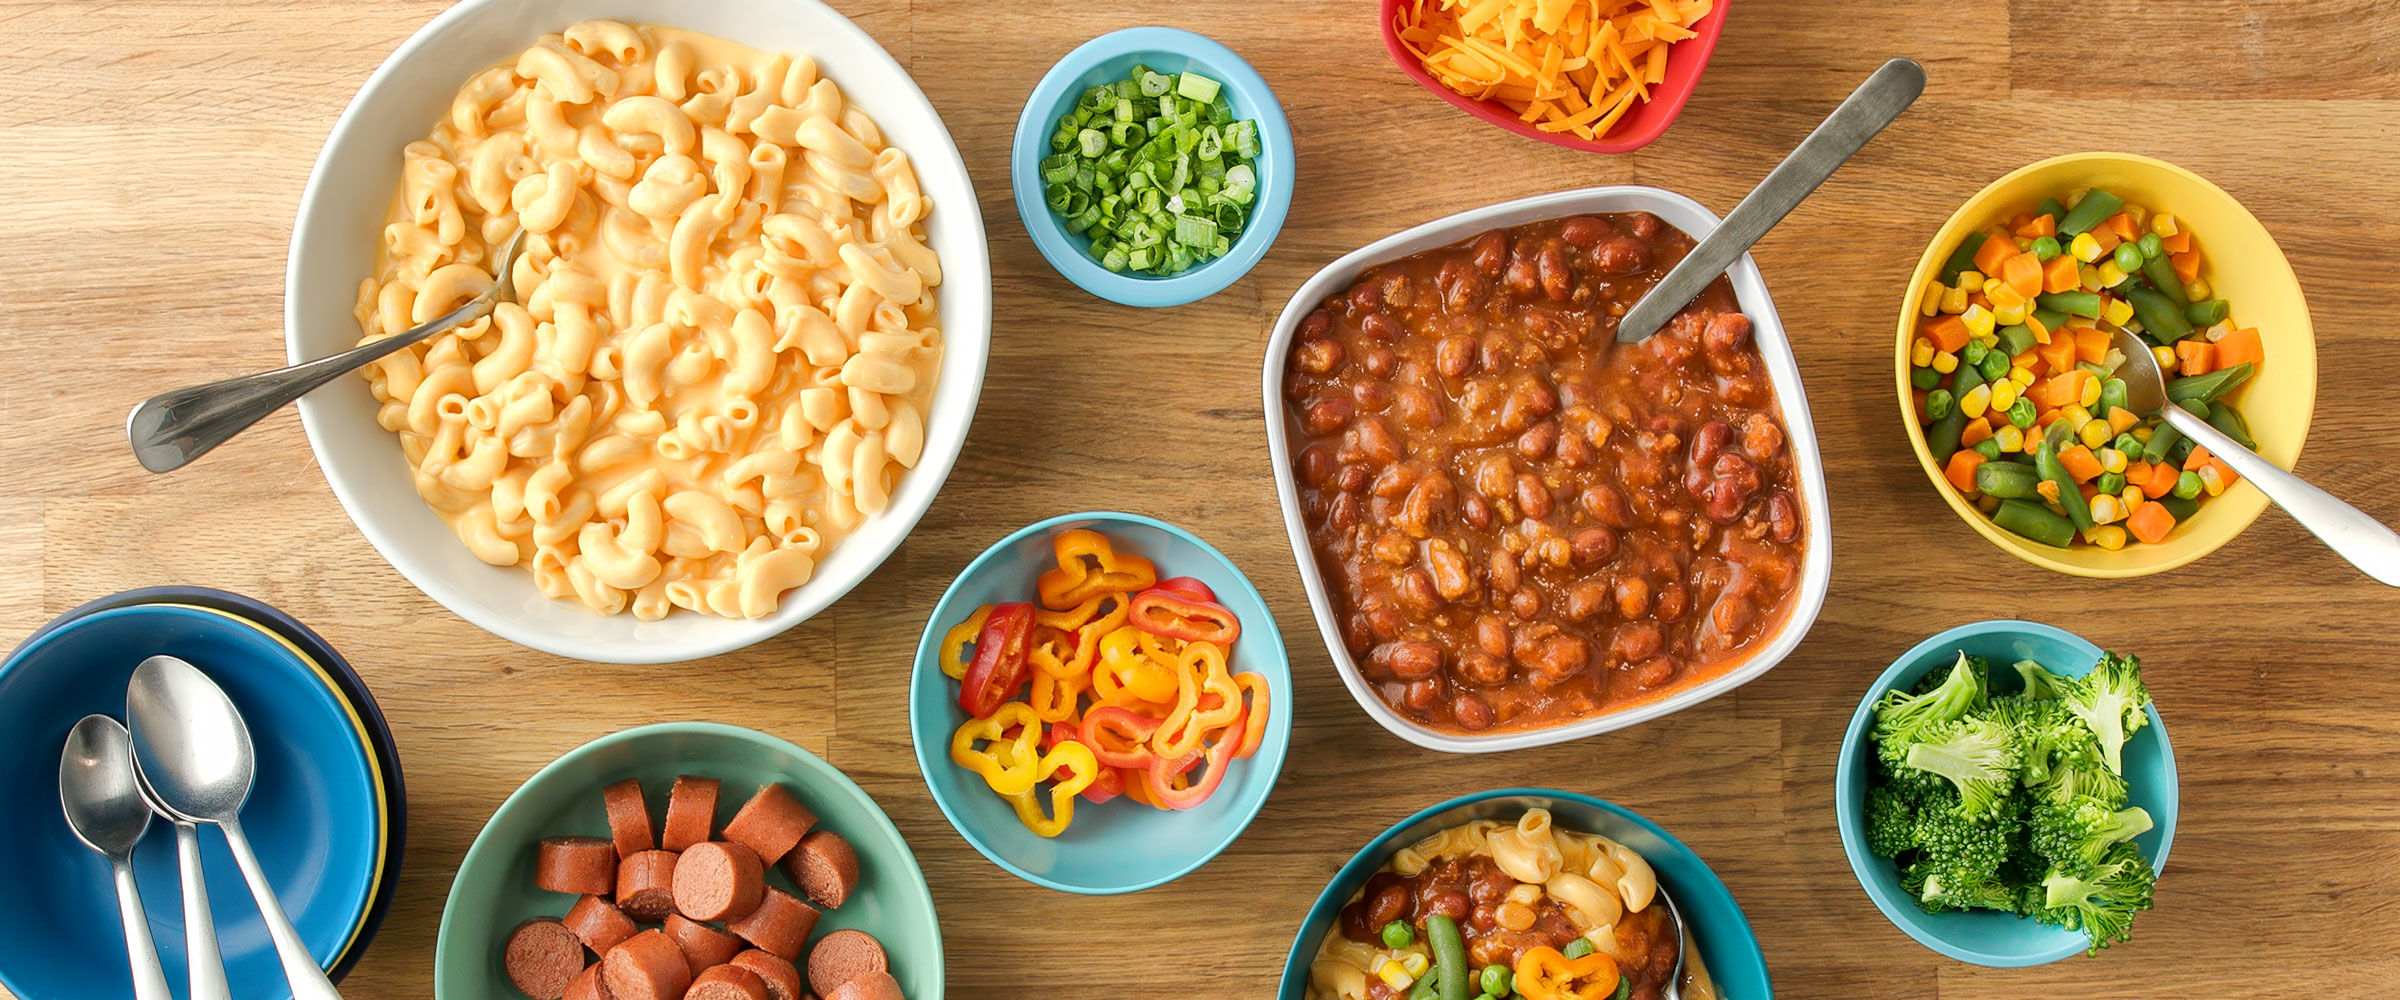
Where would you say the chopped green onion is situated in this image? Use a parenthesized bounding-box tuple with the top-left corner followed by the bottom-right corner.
(1044, 65, 1265, 276)
(1176, 71, 1221, 102)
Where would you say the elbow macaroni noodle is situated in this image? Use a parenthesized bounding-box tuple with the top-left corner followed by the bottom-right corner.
(356, 21, 943, 620)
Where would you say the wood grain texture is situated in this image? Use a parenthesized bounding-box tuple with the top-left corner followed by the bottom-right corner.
(1, 1, 2396, 998)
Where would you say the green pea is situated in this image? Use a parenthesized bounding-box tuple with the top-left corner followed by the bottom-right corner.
(2113, 433, 2144, 456)
(2031, 236, 2062, 261)
(1973, 438, 2004, 460)
(1963, 340, 1989, 365)
(1479, 964, 1511, 996)
(1925, 389, 1956, 421)
(2007, 396, 2038, 429)
(1911, 366, 1941, 390)
(1613, 975, 1632, 1000)
(2112, 243, 2144, 273)
(1381, 920, 1414, 949)
(2096, 471, 2127, 496)
(1563, 938, 1596, 961)
(1978, 349, 2010, 382)
(2099, 377, 2129, 416)
(2136, 232, 2165, 260)
(2173, 470, 2204, 500)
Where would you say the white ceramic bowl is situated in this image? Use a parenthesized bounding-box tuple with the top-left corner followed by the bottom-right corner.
(1261, 186, 1832, 752)
(287, 0, 991, 663)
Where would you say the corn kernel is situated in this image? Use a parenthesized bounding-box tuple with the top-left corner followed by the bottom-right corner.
(1991, 288, 2027, 314)
(2078, 263, 2103, 292)
(1956, 270, 1984, 290)
(2067, 187, 2090, 208)
(1910, 338, 1935, 366)
(1377, 962, 1414, 991)
(2151, 213, 2179, 237)
(2121, 485, 2146, 510)
(2132, 426, 2155, 443)
(1959, 383, 1992, 419)
(1994, 304, 2026, 326)
(1400, 953, 1429, 977)
(1996, 425, 2026, 452)
(2088, 524, 2129, 550)
(1961, 304, 1995, 339)
(2009, 365, 2035, 385)
(1932, 350, 1959, 374)
(2186, 276, 2210, 300)
(2102, 296, 2135, 328)
(2205, 321, 2234, 342)
(1920, 280, 1945, 316)
(2123, 203, 2148, 228)
(2079, 418, 2111, 448)
(2198, 464, 2228, 496)
(1940, 285, 1970, 314)
(2099, 448, 2128, 474)
(2078, 377, 2103, 409)
(2062, 403, 2092, 428)
(2090, 494, 2124, 525)
(1989, 379, 2019, 410)
(2070, 233, 2103, 262)
(2097, 261, 2127, 288)
(2152, 345, 2178, 370)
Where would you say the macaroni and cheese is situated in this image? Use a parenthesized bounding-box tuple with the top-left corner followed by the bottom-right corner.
(354, 20, 943, 620)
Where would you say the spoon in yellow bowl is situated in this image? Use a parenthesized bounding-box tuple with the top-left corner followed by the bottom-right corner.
(126, 229, 526, 473)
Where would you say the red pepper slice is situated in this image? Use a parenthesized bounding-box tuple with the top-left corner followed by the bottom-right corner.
(1127, 587, 1241, 645)
(1144, 695, 1246, 810)
(1078, 706, 1165, 769)
(1152, 576, 1218, 603)
(959, 602, 1035, 718)
(1044, 721, 1123, 804)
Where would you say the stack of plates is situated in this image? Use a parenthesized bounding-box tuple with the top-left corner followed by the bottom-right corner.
(0, 587, 405, 1000)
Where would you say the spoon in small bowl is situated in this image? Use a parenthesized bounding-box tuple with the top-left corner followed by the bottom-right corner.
(126, 655, 346, 1000)
(2110, 328, 2400, 584)
(126, 228, 527, 474)
(59, 714, 174, 1000)
(1653, 881, 1691, 1000)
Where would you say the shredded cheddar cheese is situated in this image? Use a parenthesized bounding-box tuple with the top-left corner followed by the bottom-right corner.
(1394, 0, 1712, 140)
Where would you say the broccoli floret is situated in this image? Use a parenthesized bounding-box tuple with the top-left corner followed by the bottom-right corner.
(1874, 652, 1988, 773)
(1918, 869, 2019, 912)
(1902, 717, 2023, 818)
(2060, 652, 2153, 775)
(1912, 652, 1990, 696)
(2034, 757, 2130, 809)
(2013, 658, 2068, 700)
(2031, 796, 2154, 872)
(1865, 784, 1920, 858)
(1987, 697, 2099, 786)
(2034, 842, 2157, 954)
(1911, 786, 2018, 887)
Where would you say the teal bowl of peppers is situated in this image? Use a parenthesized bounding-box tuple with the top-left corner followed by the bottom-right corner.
(1011, 26, 1295, 307)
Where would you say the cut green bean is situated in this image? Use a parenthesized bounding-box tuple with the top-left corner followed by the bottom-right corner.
(1923, 364, 1986, 462)
(2124, 285, 2193, 342)
(1975, 461, 2043, 499)
(1426, 915, 1470, 1000)
(2039, 291, 2103, 318)
(2158, 494, 2202, 520)
(2031, 307, 2069, 333)
(2185, 299, 2231, 326)
(2058, 189, 2125, 236)
(1941, 232, 1990, 283)
(2037, 440, 2095, 532)
(2167, 362, 2254, 404)
(2142, 419, 2183, 464)
(1995, 498, 2078, 547)
(1995, 325, 2037, 358)
(2207, 401, 2257, 449)
(2140, 254, 2188, 304)
(2036, 196, 2069, 223)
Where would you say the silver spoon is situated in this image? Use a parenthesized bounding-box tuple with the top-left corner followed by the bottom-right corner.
(59, 715, 174, 1000)
(135, 769, 233, 1000)
(127, 228, 527, 473)
(2111, 328, 2400, 585)
(126, 655, 346, 1000)
(1654, 881, 1691, 1000)
(1617, 58, 1925, 343)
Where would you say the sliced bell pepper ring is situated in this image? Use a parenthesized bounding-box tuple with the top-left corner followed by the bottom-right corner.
(1232, 671, 1271, 760)
(1028, 667, 1088, 724)
(1044, 721, 1122, 804)
(1032, 591, 1126, 632)
(1152, 640, 1243, 761)
(1003, 739, 1098, 837)
(1151, 576, 1217, 602)
(937, 604, 994, 680)
(949, 702, 1045, 796)
(1128, 586, 1242, 645)
(1118, 764, 1159, 807)
(1035, 529, 1157, 611)
(1028, 624, 1086, 680)
(1515, 945, 1620, 1000)
(1144, 693, 1243, 811)
(1093, 626, 1181, 706)
(1077, 705, 1166, 769)
(958, 602, 1035, 718)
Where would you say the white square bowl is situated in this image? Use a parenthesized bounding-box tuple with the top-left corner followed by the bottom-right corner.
(1260, 186, 1832, 752)
(286, 0, 990, 663)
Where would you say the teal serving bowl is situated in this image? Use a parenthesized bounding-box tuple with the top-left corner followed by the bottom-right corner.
(1010, 26, 1294, 307)
(1277, 789, 1774, 998)
(909, 511, 1293, 893)
(433, 723, 941, 999)
(1833, 620, 2178, 967)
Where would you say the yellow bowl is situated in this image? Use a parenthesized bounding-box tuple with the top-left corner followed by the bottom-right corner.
(1896, 152, 2317, 577)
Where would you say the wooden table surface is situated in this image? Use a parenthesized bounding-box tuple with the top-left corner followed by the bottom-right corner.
(6, 1, 2398, 997)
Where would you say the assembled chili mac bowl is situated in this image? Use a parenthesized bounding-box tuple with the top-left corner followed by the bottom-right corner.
(1262, 186, 1831, 753)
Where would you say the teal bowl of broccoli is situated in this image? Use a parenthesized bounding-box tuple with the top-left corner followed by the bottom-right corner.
(1834, 619, 2176, 966)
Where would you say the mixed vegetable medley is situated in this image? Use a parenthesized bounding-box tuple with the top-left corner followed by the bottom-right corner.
(1911, 190, 2262, 549)
(1864, 651, 2159, 953)
(1042, 66, 1262, 276)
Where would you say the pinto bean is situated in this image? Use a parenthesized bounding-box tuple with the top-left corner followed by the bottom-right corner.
(1296, 446, 1332, 487)
(1361, 312, 1400, 341)
(1424, 539, 1475, 600)
(1459, 650, 1509, 686)
(1422, 891, 1470, 921)
(1351, 379, 1391, 411)
(1555, 434, 1593, 468)
(1625, 212, 1660, 239)
(1299, 309, 1332, 338)
(1436, 335, 1478, 378)
(1361, 345, 1397, 378)
(1505, 254, 1539, 297)
(1452, 692, 1496, 731)
(1403, 677, 1440, 713)
(1487, 550, 1522, 596)
(1508, 587, 1543, 619)
(1571, 526, 1617, 566)
(1632, 656, 1680, 689)
(1520, 632, 1588, 683)
(1366, 884, 1410, 928)
(1538, 241, 1573, 301)
(1611, 621, 1664, 663)
(1594, 237, 1651, 274)
(1655, 579, 1689, 621)
(1471, 230, 1509, 273)
(1376, 641, 1443, 680)
(1439, 260, 1487, 314)
(1295, 337, 1344, 374)
(1335, 463, 1370, 494)
(1400, 569, 1441, 610)
(1350, 281, 1382, 313)
(1516, 473, 1553, 519)
(1703, 311, 1754, 354)
(1302, 397, 1352, 434)
(1559, 215, 1611, 247)
(1615, 576, 1651, 619)
(1344, 416, 1403, 465)
(1565, 581, 1606, 621)
(1463, 493, 1495, 529)
(1766, 489, 1801, 543)
(1395, 386, 1444, 429)
(1582, 482, 1634, 528)
(1688, 420, 1733, 480)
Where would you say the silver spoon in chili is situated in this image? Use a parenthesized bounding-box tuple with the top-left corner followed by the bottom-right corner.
(1616, 58, 1925, 343)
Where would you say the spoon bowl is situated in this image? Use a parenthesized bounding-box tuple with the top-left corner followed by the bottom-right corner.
(61, 715, 153, 858)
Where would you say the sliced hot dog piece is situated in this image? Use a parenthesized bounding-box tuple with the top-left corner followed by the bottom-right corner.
(504, 918, 585, 1000)
(603, 778, 655, 857)
(614, 849, 680, 922)
(785, 830, 859, 910)
(673, 840, 765, 922)
(599, 928, 692, 1000)
(804, 929, 888, 998)
(663, 913, 743, 975)
(536, 836, 619, 896)
(724, 887, 819, 960)
(661, 775, 722, 852)
(686, 964, 772, 1000)
(720, 784, 816, 866)
(563, 894, 636, 955)
(729, 950, 804, 1000)
(822, 971, 904, 1000)
(564, 962, 615, 1000)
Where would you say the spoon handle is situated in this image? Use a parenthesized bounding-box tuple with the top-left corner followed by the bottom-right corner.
(217, 819, 346, 1000)
(1617, 57, 1926, 343)
(174, 821, 233, 1000)
(2162, 406, 2400, 586)
(109, 857, 175, 1000)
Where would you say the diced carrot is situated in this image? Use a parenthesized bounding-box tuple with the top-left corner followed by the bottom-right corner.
(2142, 461, 2181, 499)
(1974, 234, 2019, 276)
(2105, 213, 2138, 240)
(2073, 326, 2111, 365)
(2028, 369, 2084, 409)
(2009, 211, 2034, 232)
(2170, 249, 2200, 283)
(1945, 450, 1987, 493)
(2078, 480, 2100, 501)
(2183, 446, 2214, 471)
(2126, 459, 2153, 484)
(2042, 254, 2081, 294)
(2176, 339, 2215, 376)
(2214, 327, 2264, 370)
(2090, 226, 2122, 254)
(2037, 407, 2064, 430)
(2127, 499, 2178, 544)
(1968, 292, 1991, 311)
(2002, 253, 2044, 299)
(2024, 314, 2053, 344)
(2160, 231, 2191, 254)
(1924, 315, 1971, 353)
(2012, 349, 2042, 373)
(2015, 213, 2057, 239)
(1964, 415, 1997, 444)
(2036, 337, 2078, 378)
(2059, 444, 2103, 482)
(2107, 406, 2141, 434)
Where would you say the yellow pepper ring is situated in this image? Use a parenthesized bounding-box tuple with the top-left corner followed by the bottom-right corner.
(937, 604, 994, 680)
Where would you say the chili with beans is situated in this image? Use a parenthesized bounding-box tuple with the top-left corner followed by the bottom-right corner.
(1283, 213, 1806, 734)
(1337, 856, 1682, 1000)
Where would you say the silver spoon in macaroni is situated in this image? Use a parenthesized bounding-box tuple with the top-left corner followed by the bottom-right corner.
(126, 228, 528, 473)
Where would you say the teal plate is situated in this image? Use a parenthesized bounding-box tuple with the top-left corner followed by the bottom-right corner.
(433, 723, 941, 998)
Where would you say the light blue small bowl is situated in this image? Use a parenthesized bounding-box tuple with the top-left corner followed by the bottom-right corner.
(1834, 620, 2178, 967)
(1010, 26, 1294, 307)
(1277, 789, 1774, 999)
(909, 511, 1292, 893)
